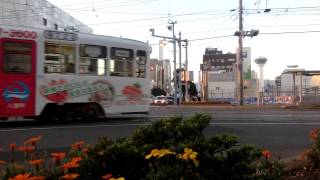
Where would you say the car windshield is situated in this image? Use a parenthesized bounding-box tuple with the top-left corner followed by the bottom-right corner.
(157, 96, 167, 100)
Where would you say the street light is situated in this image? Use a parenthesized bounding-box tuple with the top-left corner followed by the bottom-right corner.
(150, 23, 180, 105)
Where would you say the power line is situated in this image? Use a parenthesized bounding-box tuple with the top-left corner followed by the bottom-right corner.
(260, 30, 320, 35)
(189, 35, 234, 42)
(0, 6, 232, 21)
(182, 29, 320, 42)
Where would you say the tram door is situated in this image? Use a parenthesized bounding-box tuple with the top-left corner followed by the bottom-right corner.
(0, 38, 36, 118)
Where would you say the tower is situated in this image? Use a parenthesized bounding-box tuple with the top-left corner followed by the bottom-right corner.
(254, 57, 268, 92)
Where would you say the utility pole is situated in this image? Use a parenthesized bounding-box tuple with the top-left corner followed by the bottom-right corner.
(169, 20, 178, 105)
(150, 20, 184, 105)
(178, 31, 182, 104)
(237, 0, 244, 105)
(184, 40, 189, 102)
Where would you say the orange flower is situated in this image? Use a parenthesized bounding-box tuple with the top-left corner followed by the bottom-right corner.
(61, 157, 82, 170)
(29, 159, 43, 166)
(262, 149, 272, 159)
(24, 136, 42, 145)
(309, 128, 320, 141)
(71, 141, 85, 150)
(18, 146, 35, 153)
(51, 152, 66, 163)
(102, 173, 112, 180)
(299, 149, 310, 161)
(61, 161, 79, 170)
(8, 173, 31, 180)
(0, 160, 6, 166)
(70, 157, 82, 163)
(59, 173, 79, 180)
(29, 176, 46, 180)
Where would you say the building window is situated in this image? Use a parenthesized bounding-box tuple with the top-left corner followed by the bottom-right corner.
(54, 24, 58, 30)
(43, 18, 47, 26)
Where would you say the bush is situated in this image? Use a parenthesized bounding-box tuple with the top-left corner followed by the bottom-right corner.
(80, 113, 284, 180)
(306, 128, 320, 168)
(0, 114, 285, 180)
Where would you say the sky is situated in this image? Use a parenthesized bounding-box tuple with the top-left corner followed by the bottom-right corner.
(47, 0, 320, 82)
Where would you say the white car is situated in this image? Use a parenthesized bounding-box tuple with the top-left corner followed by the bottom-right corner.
(153, 96, 169, 105)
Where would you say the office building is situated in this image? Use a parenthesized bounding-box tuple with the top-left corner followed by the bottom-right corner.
(0, 0, 92, 33)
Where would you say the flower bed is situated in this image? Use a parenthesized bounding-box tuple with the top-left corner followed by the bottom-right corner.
(2, 114, 320, 179)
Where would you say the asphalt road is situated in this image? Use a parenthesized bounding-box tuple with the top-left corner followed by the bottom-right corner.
(0, 105, 319, 161)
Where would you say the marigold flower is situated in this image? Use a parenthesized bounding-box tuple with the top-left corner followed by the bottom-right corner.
(178, 148, 199, 167)
(24, 136, 42, 145)
(110, 177, 125, 180)
(262, 149, 272, 159)
(59, 173, 79, 180)
(18, 146, 35, 153)
(29, 159, 43, 166)
(8, 173, 32, 180)
(145, 149, 176, 159)
(102, 173, 112, 180)
(71, 141, 85, 150)
(29, 176, 46, 180)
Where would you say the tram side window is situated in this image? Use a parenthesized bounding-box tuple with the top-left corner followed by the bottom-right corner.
(79, 44, 106, 76)
(2, 42, 32, 74)
(136, 50, 147, 78)
(44, 41, 76, 74)
(110, 47, 133, 77)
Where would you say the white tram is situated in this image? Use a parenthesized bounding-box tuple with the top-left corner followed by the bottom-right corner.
(0, 25, 151, 120)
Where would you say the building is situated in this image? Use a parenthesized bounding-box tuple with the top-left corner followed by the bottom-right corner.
(200, 48, 237, 101)
(242, 47, 252, 80)
(181, 71, 194, 82)
(150, 58, 171, 94)
(0, 0, 92, 33)
(276, 69, 320, 104)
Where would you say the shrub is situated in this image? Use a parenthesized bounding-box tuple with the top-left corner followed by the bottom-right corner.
(306, 128, 320, 168)
(0, 114, 285, 180)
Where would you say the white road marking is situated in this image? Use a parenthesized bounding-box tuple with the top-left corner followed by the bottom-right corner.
(210, 122, 320, 125)
(0, 123, 151, 132)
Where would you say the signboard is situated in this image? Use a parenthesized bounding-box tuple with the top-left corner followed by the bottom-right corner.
(44, 30, 78, 41)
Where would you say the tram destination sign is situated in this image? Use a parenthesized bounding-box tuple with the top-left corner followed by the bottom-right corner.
(44, 30, 78, 41)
